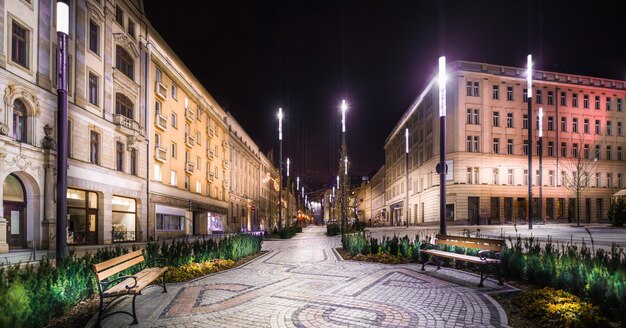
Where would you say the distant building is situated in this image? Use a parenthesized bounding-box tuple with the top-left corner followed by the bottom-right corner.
(385, 61, 626, 225)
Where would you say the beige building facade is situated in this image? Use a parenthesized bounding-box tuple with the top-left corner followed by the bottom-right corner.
(385, 61, 626, 225)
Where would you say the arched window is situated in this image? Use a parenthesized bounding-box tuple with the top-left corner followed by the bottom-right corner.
(115, 93, 134, 119)
(116, 46, 133, 79)
(13, 99, 27, 143)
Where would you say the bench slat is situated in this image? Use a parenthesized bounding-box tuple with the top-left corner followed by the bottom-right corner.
(422, 249, 500, 264)
(96, 256, 145, 282)
(102, 267, 167, 297)
(436, 239, 503, 252)
(93, 250, 144, 273)
(436, 234, 505, 246)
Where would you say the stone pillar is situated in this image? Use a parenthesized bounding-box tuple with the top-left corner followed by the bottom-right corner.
(0, 176, 7, 253)
(41, 156, 56, 249)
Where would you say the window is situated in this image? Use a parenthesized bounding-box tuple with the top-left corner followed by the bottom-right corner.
(549, 170, 555, 186)
(155, 133, 161, 147)
(595, 145, 600, 159)
(595, 96, 600, 110)
(572, 143, 579, 158)
(619, 174, 623, 189)
(467, 167, 479, 184)
(584, 119, 589, 134)
(12, 99, 27, 143)
(547, 91, 554, 105)
(507, 139, 514, 154)
(154, 164, 162, 181)
(548, 116, 554, 131)
(493, 138, 500, 154)
(127, 19, 135, 38)
(493, 168, 499, 185)
(562, 171, 567, 187)
(523, 114, 529, 129)
(90, 131, 100, 165)
(185, 176, 190, 191)
(116, 46, 134, 79)
(619, 99, 623, 112)
(196, 181, 201, 193)
(596, 173, 601, 187)
(595, 120, 601, 134)
(536, 170, 540, 186)
(561, 117, 567, 132)
(508, 169, 514, 185)
(572, 118, 578, 133)
(618, 122, 623, 136)
(523, 140, 529, 155)
(115, 5, 124, 25)
(583, 95, 589, 108)
(115, 93, 134, 119)
(608, 173, 613, 188)
(89, 20, 99, 55)
(171, 113, 177, 128)
(473, 82, 479, 96)
(196, 156, 201, 169)
(170, 170, 177, 186)
(560, 92, 567, 106)
(507, 87, 513, 101)
(156, 214, 184, 231)
(619, 147, 623, 161)
(171, 84, 178, 100)
(607, 146, 612, 160)
(196, 107, 202, 121)
(492, 111, 500, 127)
(561, 142, 567, 157)
(584, 144, 590, 159)
(112, 196, 137, 242)
(548, 141, 554, 157)
(523, 89, 528, 102)
(473, 136, 479, 152)
(88, 73, 98, 106)
(507, 113, 513, 128)
(572, 93, 578, 107)
(116, 142, 124, 171)
(155, 67, 162, 82)
(171, 142, 177, 159)
(466, 109, 471, 124)
(130, 148, 137, 176)
(492, 85, 499, 100)
(536, 90, 542, 104)
(607, 121, 612, 135)
(466, 81, 472, 96)
(11, 21, 29, 68)
(196, 131, 201, 144)
(607, 97, 612, 111)
(523, 169, 528, 186)
(466, 136, 472, 152)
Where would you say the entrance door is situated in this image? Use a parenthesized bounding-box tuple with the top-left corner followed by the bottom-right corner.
(468, 197, 479, 225)
(3, 174, 26, 249)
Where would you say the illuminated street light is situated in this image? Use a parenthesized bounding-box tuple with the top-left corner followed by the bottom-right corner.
(287, 158, 290, 177)
(538, 107, 543, 225)
(278, 108, 283, 229)
(527, 54, 533, 230)
(438, 56, 447, 235)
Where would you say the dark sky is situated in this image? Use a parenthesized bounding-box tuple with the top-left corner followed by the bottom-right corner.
(144, 1, 626, 188)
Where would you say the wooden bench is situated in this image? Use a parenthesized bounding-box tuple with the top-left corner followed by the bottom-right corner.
(92, 250, 168, 326)
(421, 234, 504, 287)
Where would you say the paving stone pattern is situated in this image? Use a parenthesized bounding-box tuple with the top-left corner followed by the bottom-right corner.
(91, 226, 509, 327)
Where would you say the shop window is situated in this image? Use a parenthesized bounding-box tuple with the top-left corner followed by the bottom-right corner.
(67, 188, 98, 245)
(112, 196, 136, 242)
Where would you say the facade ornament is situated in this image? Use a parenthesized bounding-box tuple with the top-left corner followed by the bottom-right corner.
(42, 124, 56, 150)
(13, 154, 32, 171)
(3, 85, 41, 117)
(86, 1, 105, 24)
(0, 124, 8, 136)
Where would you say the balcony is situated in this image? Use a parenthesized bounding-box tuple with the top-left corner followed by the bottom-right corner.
(222, 140, 228, 149)
(185, 161, 195, 174)
(207, 172, 214, 182)
(155, 113, 168, 130)
(155, 146, 167, 162)
(113, 114, 145, 135)
(185, 107, 195, 122)
(207, 148, 215, 159)
(223, 160, 229, 169)
(155, 81, 167, 100)
(223, 180, 229, 188)
(185, 133, 195, 147)
(207, 127, 215, 138)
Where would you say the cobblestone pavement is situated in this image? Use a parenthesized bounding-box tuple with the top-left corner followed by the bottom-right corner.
(91, 226, 510, 327)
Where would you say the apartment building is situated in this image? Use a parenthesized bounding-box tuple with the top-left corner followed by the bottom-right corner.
(384, 61, 626, 225)
(259, 151, 279, 231)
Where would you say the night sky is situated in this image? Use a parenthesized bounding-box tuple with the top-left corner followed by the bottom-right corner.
(144, 1, 626, 188)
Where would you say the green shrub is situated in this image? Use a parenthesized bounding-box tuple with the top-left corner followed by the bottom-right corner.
(326, 224, 340, 236)
(609, 197, 626, 227)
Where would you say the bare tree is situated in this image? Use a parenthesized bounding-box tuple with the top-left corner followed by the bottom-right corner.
(560, 135, 599, 226)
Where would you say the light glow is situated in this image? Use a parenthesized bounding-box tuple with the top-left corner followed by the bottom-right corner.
(344, 156, 348, 175)
(337, 175, 339, 188)
(57, 1, 69, 34)
(527, 54, 533, 98)
(296, 177, 300, 190)
(538, 107, 543, 137)
(341, 99, 347, 133)
(438, 56, 446, 117)
(278, 108, 283, 140)
(405, 128, 409, 154)
(302, 186, 304, 198)
(286, 158, 290, 177)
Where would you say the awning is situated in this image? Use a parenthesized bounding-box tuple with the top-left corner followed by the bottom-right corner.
(155, 204, 186, 216)
(613, 189, 626, 197)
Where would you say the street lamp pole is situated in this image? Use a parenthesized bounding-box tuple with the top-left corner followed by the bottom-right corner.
(278, 108, 283, 229)
(438, 56, 447, 235)
(405, 128, 409, 227)
(341, 100, 348, 234)
(527, 54, 533, 230)
(56, 0, 70, 263)
(538, 107, 543, 224)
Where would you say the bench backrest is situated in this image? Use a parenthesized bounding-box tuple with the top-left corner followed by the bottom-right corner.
(92, 250, 144, 282)
(434, 234, 504, 252)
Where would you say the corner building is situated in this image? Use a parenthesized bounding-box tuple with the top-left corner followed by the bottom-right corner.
(385, 61, 626, 225)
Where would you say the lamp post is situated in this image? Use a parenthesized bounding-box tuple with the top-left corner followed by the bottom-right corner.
(538, 107, 543, 224)
(405, 128, 409, 227)
(277, 108, 283, 229)
(56, 0, 70, 263)
(340, 100, 348, 234)
(438, 56, 447, 235)
(527, 55, 533, 230)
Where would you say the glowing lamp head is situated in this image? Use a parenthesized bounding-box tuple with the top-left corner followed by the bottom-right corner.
(405, 128, 409, 154)
(57, 1, 70, 35)
(527, 54, 533, 97)
(277, 108, 283, 140)
(538, 107, 543, 137)
(341, 99, 347, 133)
(438, 56, 447, 117)
(286, 158, 290, 177)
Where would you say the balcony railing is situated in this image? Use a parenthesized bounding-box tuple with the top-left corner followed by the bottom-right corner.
(185, 161, 195, 174)
(185, 107, 195, 122)
(207, 149, 215, 159)
(185, 133, 195, 147)
(113, 114, 145, 135)
(207, 172, 214, 182)
(155, 113, 168, 130)
(155, 82, 167, 99)
(155, 145, 167, 162)
(207, 127, 215, 138)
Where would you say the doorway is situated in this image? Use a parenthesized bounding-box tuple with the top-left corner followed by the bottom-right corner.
(3, 174, 26, 249)
(468, 197, 479, 225)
